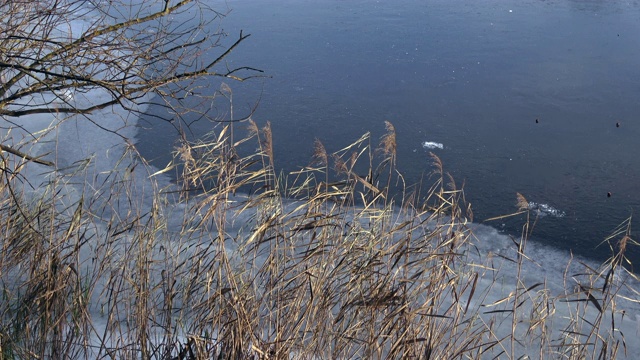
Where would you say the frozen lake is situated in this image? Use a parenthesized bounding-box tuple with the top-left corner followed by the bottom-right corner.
(1, 1, 639, 356)
(136, 0, 640, 265)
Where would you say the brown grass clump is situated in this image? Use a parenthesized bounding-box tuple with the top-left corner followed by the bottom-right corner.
(0, 114, 637, 359)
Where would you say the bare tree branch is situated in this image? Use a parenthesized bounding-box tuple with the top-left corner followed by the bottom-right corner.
(0, 143, 54, 166)
(0, 0, 260, 116)
(0, 0, 262, 164)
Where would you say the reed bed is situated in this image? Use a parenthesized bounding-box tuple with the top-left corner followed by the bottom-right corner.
(0, 115, 637, 359)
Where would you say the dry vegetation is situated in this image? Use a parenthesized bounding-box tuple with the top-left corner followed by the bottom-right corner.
(1, 1, 639, 358)
(0, 110, 638, 359)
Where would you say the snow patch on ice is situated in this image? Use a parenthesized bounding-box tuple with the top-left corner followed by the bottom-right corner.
(422, 141, 443, 150)
(528, 201, 566, 218)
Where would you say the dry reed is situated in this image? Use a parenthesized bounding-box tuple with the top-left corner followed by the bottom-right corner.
(0, 112, 637, 359)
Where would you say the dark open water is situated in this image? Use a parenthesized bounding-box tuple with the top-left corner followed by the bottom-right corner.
(137, 0, 640, 265)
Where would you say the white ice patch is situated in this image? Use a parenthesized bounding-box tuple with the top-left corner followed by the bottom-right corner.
(422, 141, 443, 150)
(527, 201, 565, 218)
(55, 88, 75, 103)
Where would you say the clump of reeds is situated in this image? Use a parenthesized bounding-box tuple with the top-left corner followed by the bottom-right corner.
(0, 106, 637, 359)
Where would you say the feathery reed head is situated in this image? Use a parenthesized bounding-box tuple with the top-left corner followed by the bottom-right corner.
(429, 152, 443, 176)
(516, 192, 529, 211)
(261, 121, 274, 161)
(311, 138, 328, 167)
(247, 118, 260, 138)
(379, 120, 397, 159)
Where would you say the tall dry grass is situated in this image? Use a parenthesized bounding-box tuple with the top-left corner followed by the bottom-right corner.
(0, 103, 637, 358)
